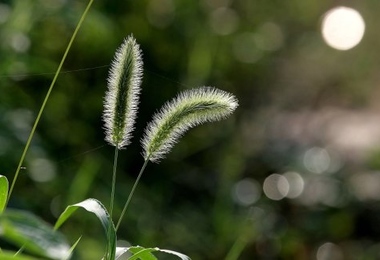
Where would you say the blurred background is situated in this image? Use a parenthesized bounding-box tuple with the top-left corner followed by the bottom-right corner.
(1, 0, 380, 259)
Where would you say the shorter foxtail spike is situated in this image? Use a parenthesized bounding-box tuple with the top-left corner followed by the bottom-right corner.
(141, 87, 238, 162)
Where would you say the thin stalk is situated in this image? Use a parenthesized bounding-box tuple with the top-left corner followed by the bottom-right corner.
(225, 208, 255, 260)
(6, 0, 94, 206)
(224, 232, 250, 260)
(108, 147, 118, 259)
(116, 159, 149, 231)
(109, 146, 119, 218)
(14, 245, 25, 256)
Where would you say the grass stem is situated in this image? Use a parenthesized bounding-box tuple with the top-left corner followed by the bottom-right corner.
(109, 146, 119, 218)
(6, 0, 94, 206)
(224, 232, 250, 260)
(225, 208, 255, 260)
(116, 159, 149, 231)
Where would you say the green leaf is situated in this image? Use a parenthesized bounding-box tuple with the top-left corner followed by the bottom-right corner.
(0, 251, 38, 260)
(116, 247, 129, 259)
(63, 236, 82, 260)
(0, 175, 9, 213)
(0, 209, 70, 259)
(54, 198, 116, 260)
(128, 247, 157, 260)
(157, 249, 191, 260)
(115, 246, 191, 260)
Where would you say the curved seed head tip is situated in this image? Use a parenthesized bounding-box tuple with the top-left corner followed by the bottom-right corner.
(141, 86, 238, 162)
(103, 35, 143, 149)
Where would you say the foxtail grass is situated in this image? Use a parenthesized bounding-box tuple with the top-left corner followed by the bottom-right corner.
(103, 35, 143, 219)
(142, 87, 238, 162)
(116, 86, 238, 230)
(103, 35, 143, 149)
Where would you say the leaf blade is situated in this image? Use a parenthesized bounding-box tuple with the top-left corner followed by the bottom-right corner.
(54, 198, 116, 260)
(63, 236, 82, 260)
(116, 246, 191, 260)
(0, 251, 38, 260)
(0, 210, 70, 259)
(158, 249, 191, 260)
(0, 175, 9, 213)
(128, 247, 157, 260)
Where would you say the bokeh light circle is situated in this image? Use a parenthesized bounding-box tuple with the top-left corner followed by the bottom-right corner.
(232, 178, 261, 206)
(263, 174, 289, 200)
(283, 171, 304, 198)
(316, 242, 344, 260)
(303, 147, 330, 174)
(321, 6, 365, 50)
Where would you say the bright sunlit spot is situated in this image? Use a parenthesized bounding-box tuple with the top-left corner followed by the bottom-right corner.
(321, 6, 365, 50)
(263, 174, 289, 200)
(316, 242, 344, 260)
(283, 171, 304, 198)
(303, 147, 331, 174)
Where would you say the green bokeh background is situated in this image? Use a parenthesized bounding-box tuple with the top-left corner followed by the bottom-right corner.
(1, 0, 380, 259)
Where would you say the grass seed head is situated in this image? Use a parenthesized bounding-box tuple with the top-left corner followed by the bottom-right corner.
(103, 35, 143, 149)
(141, 86, 238, 162)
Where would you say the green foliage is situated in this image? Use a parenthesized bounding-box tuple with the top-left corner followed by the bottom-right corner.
(1, 1, 239, 259)
(64, 237, 82, 260)
(0, 175, 8, 213)
(0, 251, 37, 260)
(0, 210, 70, 259)
(54, 199, 116, 260)
(116, 246, 191, 260)
(5, 0, 380, 258)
